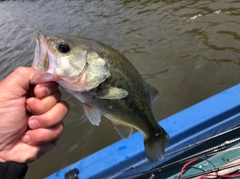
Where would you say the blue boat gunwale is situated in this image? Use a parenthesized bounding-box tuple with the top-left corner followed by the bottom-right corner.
(46, 84, 240, 179)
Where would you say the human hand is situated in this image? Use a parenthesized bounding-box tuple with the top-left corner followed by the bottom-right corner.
(0, 67, 69, 163)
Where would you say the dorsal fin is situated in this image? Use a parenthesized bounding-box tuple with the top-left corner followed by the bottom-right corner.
(146, 82, 159, 102)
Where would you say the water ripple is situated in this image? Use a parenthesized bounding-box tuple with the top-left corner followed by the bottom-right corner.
(0, 1, 240, 178)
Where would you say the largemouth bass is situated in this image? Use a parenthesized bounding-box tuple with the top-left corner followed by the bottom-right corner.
(31, 33, 169, 162)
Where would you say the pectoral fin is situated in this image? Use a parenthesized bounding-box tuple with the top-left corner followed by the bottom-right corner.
(114, 124, 133, 139)
(83, 104, 101, 126)
(94, 87, 128, 99)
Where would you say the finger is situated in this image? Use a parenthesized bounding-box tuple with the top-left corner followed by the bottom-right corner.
(34, 82, 59, 99)
(26, 84, 36, 98)
(21, 122, 64, 145)
(26, 90, 62, 115)
(0, 142, 40, 164)
(0, 137, 60, 164)
(28, 101, 69, 129)
(0, 67, 36, 99)
(12, 67, 36, 91)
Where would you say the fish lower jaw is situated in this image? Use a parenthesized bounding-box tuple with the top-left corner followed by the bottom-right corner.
(31, 72, 60, 84)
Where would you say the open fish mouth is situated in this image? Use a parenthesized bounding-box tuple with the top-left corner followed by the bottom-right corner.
(31, 33, 89, 88)
(31, 33, 59, 84)
(32, 33, 48, 71)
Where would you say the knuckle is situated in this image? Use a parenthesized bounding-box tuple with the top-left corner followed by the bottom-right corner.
(41, 115, 53, 127)
(36, 130, 46, 141)
(33, 100, 45, 115)
(14, 66, 25, 74)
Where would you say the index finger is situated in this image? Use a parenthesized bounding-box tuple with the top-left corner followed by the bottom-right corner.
(34, 82, 59, 98)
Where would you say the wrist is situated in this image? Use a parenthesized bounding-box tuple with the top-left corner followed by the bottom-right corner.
(0, 150, 28, 164)
(0, 161, 28, 178)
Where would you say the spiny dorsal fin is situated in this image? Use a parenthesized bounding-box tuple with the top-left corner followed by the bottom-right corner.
(146, 82, 159, 102)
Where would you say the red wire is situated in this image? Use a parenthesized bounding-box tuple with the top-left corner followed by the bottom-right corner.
(180, 158, 200, 177)
(198, 175, 205, 179)
(180, 158, 240, 179)
(223, 174, 240, 178)
(199, 173, 240, 178)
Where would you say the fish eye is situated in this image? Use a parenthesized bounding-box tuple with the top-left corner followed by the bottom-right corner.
(58, 42, 70, 53)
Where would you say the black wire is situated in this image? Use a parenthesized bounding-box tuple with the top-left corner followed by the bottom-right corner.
(102, 126, 240, 179)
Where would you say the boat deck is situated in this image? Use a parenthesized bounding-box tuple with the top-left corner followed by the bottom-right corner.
(46, 84, 240, 179)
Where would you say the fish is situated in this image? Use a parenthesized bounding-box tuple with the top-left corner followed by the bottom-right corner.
(31, 33, 169, 163)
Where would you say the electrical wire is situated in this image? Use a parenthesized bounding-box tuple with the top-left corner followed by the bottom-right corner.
(102, 126, 240, 179)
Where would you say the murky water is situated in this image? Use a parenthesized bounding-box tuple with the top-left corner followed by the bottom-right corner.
(0, 1, 240, 178)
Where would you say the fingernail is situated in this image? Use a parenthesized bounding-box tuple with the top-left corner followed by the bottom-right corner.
(25, 104, 32, 113)
(29, 119, 40, 129)
(21, 135, 30, 143)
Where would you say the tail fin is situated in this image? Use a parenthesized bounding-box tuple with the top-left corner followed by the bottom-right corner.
(144, 128, 169, 163)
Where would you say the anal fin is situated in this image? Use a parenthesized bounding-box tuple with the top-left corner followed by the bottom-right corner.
(103, 113, 133, 138)
(114, 124, 133, 139)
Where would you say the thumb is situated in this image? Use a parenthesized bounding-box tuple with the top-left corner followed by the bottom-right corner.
(0, 67, 36, 97)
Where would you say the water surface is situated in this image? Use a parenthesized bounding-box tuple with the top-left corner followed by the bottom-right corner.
(0, 1, 240, 178)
